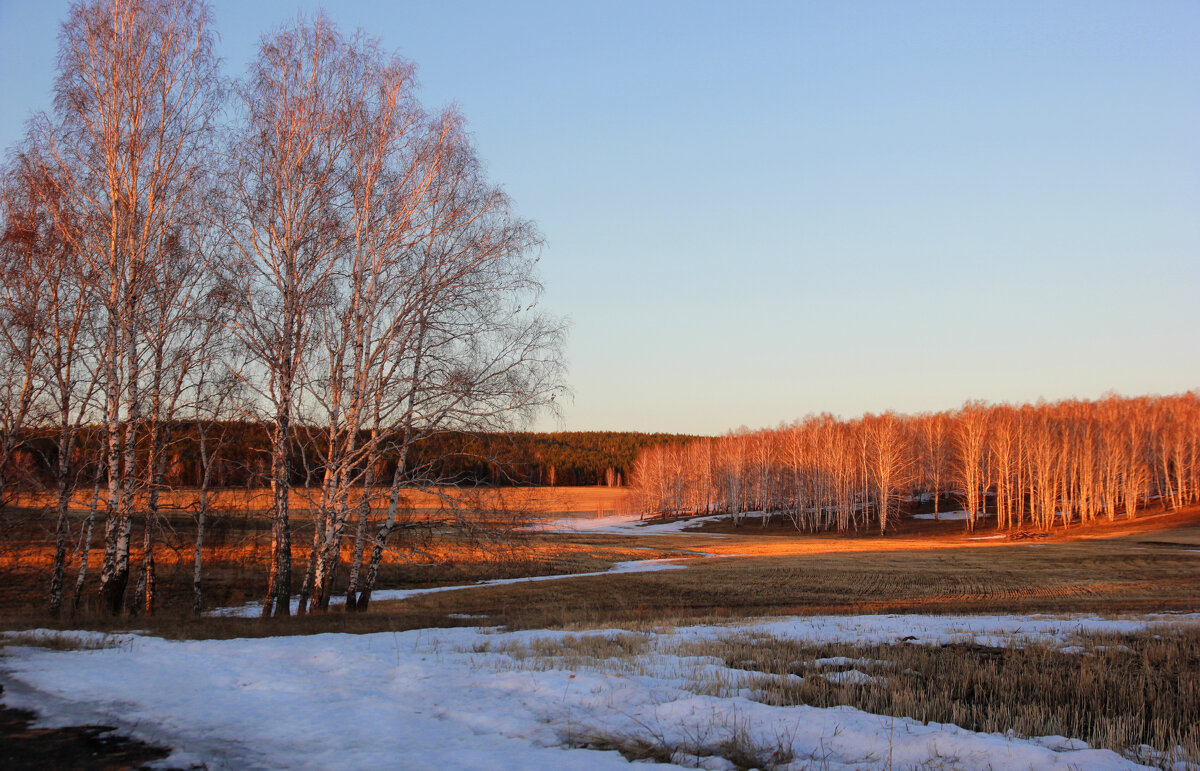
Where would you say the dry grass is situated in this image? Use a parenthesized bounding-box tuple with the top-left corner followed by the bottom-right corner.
(468, 622, 1200, 769)
(675, 626, 1200, 768)
(474, 631, 653, 671)
(0, 630, 123, 652)
(371, 528, 1200, 632)
(0, 532, 677, 620)
(568, 727, 796, 771)
(1, 507, 1197, 768)
(0, 484, 636, 615)
(2, 505, 1197, 639)
(0, 491, 673, 617)
(8, 484, 632, 518)
(15, 521, 1185, 640)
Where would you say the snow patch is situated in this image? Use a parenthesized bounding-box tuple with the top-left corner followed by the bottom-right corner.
(4, 612, 1195, 770)
(816, 669, 882, 686)
(534, 512, 734, 535)
(912, 510, 995, 521)
(209, 558, 688, 618)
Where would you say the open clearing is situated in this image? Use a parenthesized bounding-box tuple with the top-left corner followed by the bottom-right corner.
(2, 502, 1198, 769)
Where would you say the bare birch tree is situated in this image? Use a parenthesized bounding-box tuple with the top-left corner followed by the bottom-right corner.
(220, 17, 355, 616)
(862, 412, 909, 533)
(1, 152, 103, 616)
(351, 122, 566, 611)
(30, 0, 221, 614)
(0, 160, 52, 510)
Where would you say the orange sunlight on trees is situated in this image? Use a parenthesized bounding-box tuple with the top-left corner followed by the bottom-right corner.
(632, 393, 1200, 533)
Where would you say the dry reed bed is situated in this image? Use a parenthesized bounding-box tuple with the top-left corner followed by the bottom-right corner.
(686, 628, 1199, 768)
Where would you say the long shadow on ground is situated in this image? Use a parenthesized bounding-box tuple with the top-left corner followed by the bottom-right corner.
(0, 684, 171, 771)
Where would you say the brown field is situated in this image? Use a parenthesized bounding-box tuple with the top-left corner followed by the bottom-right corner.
(377, 508, 1200, 630)
(2, 493, 1197, 637)
(1, 484, 637, 616)
(9, 484, 633, 518)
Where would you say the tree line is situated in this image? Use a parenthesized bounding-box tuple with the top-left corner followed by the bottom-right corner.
(410, 430, 695, 487)
(631, 393, 1200, 533)
(0, 0, 564, 617)
(2, 425, 692, 491)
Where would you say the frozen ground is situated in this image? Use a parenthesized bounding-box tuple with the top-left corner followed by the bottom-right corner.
(4, 612, 1196, 770)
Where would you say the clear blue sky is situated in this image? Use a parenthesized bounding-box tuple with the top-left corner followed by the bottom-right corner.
(2, 1, 1197, 434)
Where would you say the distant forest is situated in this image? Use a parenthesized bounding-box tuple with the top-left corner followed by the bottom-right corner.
(5, 426, 697, 491)
(630, 393, 1200, 533)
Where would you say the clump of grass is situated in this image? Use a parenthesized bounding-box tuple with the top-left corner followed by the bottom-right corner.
(473, 631, 651, 672)
(567, 734, 675, 765)
(569, 714, 796, 771)
(675, 625, 1200, 768)
(0, 630, 123, 651)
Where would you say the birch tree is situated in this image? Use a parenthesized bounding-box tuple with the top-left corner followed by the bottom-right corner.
(631, 395, 1198, 536)
(33, 0, 221, 613)
(0, 159, 52, 510)
(1, 152, 101, 616)
(862, 412, 908, 533)
(351, 125, 566, 611)
(219, 16, 364, 617)
(915, 412, 949, 519)
(952, 403, 988, 532)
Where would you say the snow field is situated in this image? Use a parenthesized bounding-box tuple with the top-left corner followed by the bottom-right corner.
(4, 612, 1197, 769)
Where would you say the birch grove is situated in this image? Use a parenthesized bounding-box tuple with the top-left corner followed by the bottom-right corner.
(11, 0, 223, 614)
(0, 1, 564, 616)
(633, 394, 1200, 532)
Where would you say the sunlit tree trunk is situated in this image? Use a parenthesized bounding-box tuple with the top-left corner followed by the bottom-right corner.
(35, 0, 220, 615)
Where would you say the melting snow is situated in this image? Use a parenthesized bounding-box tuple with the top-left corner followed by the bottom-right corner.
(3, 612, 1195, 770)
(208, 558, 688, 618)
(534, 512, 733, 535)
(911, 510, 995, 521)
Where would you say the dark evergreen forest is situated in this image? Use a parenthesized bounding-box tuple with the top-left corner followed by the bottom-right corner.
(5, 424, 696, 491)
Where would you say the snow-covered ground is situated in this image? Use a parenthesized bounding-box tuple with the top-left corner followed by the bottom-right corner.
(911, 509, 994, 521)
(545, 509, 1004, 529)
(209, 558, 689, 618)
(533, 512, 732, 535)
(4, 612, 1196, 770)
